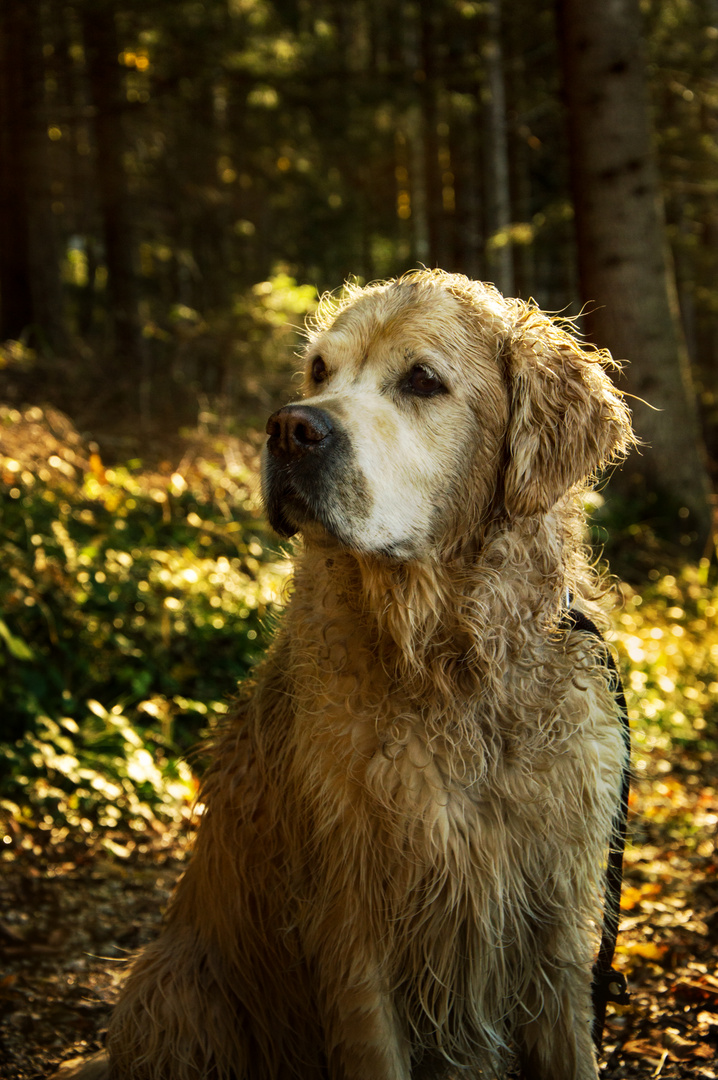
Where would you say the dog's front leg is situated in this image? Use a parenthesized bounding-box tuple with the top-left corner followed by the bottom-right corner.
(514, 948, 598, 1080)
(307, 927, 411, 1080)
(319, 965, 411, 1080)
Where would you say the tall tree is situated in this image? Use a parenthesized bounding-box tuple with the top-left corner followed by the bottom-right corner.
(558, 0, 713, 542)
(81, 0, 146, 409)
(0, 0, 65, 349)
(483, 0, 514, 296)
(23, 0, 67, 353)
(0, 0, 34, 341)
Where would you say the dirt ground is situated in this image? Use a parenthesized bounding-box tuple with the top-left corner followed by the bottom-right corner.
(1, 749, 716, 1080)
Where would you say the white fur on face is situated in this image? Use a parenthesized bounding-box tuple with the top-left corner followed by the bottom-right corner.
(289, 289, 508, 559)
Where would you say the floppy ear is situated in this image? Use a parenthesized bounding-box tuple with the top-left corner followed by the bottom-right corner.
(502, 305, 633, 518)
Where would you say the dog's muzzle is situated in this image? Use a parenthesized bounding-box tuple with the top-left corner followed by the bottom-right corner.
(263, 404, 348, 538)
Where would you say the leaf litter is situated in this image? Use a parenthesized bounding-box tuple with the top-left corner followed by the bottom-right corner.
(2, 719, 716, 1077)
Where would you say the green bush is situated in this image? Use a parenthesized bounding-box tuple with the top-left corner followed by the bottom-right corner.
(613, 561, 718, 756)
(0, 433, 290, 839)
(2, 416, 715, 849)
(0, 447, 291, 743)
(1, 709, 196, 855)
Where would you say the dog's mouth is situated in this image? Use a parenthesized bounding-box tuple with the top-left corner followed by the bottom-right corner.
(264, 485, 302, 538)
(262, 470, 324, 539)
(262, 462, 363, 551)
(262, 463, 425, 562)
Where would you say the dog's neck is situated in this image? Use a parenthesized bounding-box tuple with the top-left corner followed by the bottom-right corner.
(293, 499, 599, 701)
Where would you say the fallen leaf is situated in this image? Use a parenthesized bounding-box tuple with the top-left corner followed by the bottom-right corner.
(672, 976, 718, 1005)
(621, 882, 664, 910)
(617, 941, 669, 960)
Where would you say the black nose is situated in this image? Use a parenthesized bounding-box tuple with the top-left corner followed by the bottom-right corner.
(266, 405, 334, 463)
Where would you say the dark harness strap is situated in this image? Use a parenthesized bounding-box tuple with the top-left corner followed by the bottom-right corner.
(561, 606, 631, 1049)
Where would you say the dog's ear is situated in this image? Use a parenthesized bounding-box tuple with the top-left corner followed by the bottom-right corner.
(502, 305, 633, 518)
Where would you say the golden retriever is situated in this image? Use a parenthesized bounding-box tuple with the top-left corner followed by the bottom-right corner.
(83, 270, 633, 1079)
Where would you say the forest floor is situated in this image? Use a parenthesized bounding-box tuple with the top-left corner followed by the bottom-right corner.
(0, 738, 716, 1079)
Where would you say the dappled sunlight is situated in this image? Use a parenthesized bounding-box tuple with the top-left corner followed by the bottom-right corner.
(610, 563, 716, 771)
(0, 407, 291, 863)
(598, 564, 718, 1069)
(0, 411, 716, 1078)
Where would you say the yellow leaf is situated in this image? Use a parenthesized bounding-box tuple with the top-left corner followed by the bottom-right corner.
(618, 941, 667, 960)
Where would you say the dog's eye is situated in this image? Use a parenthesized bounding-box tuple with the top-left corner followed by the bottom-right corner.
(310, 356, 328, 384)
(404, 364, 447, 398)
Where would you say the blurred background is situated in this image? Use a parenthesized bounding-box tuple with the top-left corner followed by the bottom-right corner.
(0, 0, 716, 530)
(0, 2, 717, 1078)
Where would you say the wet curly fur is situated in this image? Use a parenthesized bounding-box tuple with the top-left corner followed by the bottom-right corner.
(102, 271, 634, 1079)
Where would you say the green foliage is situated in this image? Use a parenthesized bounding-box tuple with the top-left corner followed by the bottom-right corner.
(590, 493, 718, 791)
(0, 448, 289, 744)
(589, 484, 705, 579)
(1, 419, 716, 853)
(0, 340, 35, 371)
(1, 709, 196, 857)
(0, 430, 291, 842)
(613, 561, 718, 766)
(224, 272, 319, 418)
(129, 270, 318, 433)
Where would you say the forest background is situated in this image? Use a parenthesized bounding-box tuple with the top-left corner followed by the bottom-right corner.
(0, 0, 717, 1077)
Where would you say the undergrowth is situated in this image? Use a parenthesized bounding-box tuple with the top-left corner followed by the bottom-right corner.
(0, 408, 290, 854)
(0, 409, 716, 861)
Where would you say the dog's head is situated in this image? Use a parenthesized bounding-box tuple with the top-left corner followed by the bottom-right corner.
(262, 271, 633, 560)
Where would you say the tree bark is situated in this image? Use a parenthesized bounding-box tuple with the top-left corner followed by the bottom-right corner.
(420, 3, 449, 269)
(81, 0, 146, 409)
(451, 101, 484, 281)
(483, 0, 514, 297)
(24, 0, 68, 353)
(559, 0, 712, 542)
(0, 0, 34, 341)
(402, 10, 430, 266)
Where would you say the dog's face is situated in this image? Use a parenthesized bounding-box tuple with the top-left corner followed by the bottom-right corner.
(262, 272, 632, 561)
(262, 281, 509, 559)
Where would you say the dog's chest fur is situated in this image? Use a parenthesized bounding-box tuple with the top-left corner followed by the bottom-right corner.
(279, 554, 625, 1044)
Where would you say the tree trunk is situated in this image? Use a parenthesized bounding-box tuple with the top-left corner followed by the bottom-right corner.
(420, 3, 449, 269)
(482, 0, 514, 296)
(0, 0, 38, 341)
(402, 10, 430, 266)
(451, 101, 484, 281)
(559, 0, 712, 543)
(24, 0, 68, 354)
(81, 0, 146, 413)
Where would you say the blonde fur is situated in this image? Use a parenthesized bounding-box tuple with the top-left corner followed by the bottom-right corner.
(105, 271, 634, 1080)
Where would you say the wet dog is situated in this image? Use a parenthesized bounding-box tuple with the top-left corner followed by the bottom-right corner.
(103, 270, 633, 1079)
